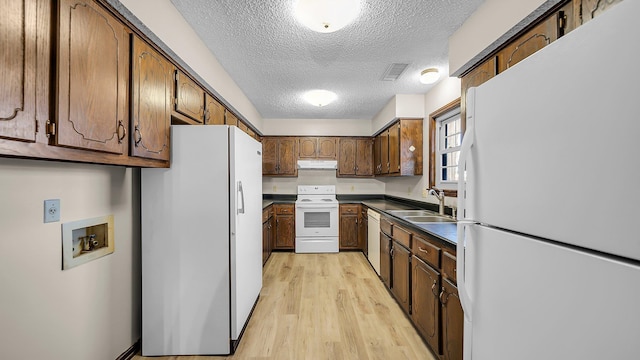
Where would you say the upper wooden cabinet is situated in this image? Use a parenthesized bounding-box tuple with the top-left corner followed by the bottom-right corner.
(0, 0, 37, 142)
(225, 112, 238, 126)
(298, 137, 337, 159)
(496, 14, 559, 73)
(204, 94, 225, 125)
(174, 70, 204, 124)
(55, 0, 129, 154)
(338, 137, 373, 177)
(262, 137, 297, 176)
(130, 35, 173, 161)
(578, 0, 622, 25)
(375, 119, 423, 176)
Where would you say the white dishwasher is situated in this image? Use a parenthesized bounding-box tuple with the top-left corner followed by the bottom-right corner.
(367, 209, 381, 275)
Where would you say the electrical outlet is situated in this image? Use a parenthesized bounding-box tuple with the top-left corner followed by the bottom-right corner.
(44, 199, 60, 223)
(407, 186, 412, 195)
(422, 189, 428, 198)
(350, 185, 355, 192)
(272, 185, 277, 192)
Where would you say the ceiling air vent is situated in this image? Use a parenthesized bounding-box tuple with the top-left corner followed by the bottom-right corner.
(381, 63, 409, 81)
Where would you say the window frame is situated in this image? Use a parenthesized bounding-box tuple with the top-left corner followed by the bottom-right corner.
(429, 98, 462, 197)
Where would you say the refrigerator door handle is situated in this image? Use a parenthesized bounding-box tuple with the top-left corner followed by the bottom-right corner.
(458, 87, 476, 222)
(457, 221, 473, 321)
(237, 181, 245, 214)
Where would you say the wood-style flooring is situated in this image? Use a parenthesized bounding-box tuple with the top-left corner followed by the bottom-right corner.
(133, 252, 435, 360)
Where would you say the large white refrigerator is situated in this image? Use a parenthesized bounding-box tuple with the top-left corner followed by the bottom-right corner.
(457, 1, 640, 359)
(141, 125, 263, 356)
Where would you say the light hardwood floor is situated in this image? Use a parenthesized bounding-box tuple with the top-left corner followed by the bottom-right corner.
(134, 252, 436, 360)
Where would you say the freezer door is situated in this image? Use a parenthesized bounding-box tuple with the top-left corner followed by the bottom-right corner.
(463, 224, 640, 360)
(461, 0, 640, 261)
(229, 126, 263, 340)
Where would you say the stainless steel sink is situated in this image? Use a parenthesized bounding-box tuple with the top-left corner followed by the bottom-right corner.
(387, 210, 437, 217)
(403, 215, 455, 223)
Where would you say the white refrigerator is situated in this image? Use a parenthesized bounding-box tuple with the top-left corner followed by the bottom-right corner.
(457, 1, 640, 359)
(141, 125, 263, 356)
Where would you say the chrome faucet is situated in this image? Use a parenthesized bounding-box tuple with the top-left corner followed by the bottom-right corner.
(428, 188, 446, 216)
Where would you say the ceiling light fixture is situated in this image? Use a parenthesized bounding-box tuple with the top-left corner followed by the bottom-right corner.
(293, 0, 360, 33)
(420, 68, 440, 84)
(303, 90, 337, 107)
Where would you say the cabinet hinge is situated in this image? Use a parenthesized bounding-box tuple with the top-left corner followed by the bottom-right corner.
(45, 121, 56, 138)
(558, 11, 567, 30)
(35, 121, 39, 133)
(409, 304, 412, 312)
(579, 2, 583, 24)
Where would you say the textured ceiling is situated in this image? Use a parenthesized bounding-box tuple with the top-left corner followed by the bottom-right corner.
(170, 0, 483, 120)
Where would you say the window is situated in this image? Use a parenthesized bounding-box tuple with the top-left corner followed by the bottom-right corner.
(429, 98, 462, 196)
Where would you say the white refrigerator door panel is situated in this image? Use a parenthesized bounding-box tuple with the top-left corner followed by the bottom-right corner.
(142, 126, 231, 355)
(467, 225, 640, 360)
(229, 127, 263, 340)
(464, 0, 640, 261)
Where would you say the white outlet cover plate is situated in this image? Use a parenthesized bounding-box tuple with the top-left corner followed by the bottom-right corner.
(44, 199, 60, 223)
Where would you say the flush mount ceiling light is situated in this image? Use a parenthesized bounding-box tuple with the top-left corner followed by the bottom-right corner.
(303, 90, 337, 107)
(420, 68, 440, 84)
(293, 0, 360, 33)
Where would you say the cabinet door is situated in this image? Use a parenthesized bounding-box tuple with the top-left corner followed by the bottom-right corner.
(441, 278, 464, 360)
(355, 138, 373, 176)
(57, 0, 129, 154)
(399, 119, 423, 176)
(389, 122, 401, 174)
(225, 112, 238, 126)
(317, 137, 337, 159)
(298, 137, 317, 158)
(461, 58, 495, 134)
(373, 135, 382, 175)
(391, 241, 411, 313)
(338, 138, 356, 176)
(497, 15, 558, 73)
(277, 138, 297, 176)
(412, 256, 441, 354)
(275, 214, 295, 249)
(380, 232, 392, 288)
(0, 0, 37, 142)
(578, 0, 622, 25)
(130, 35, 172, 161)
(262, 220, 269, 265)
(380, 130, 389, 174)
(205, 94, 225, 125)
(238, 120, 248, 133)
(339, 214, 359, 249)
(175, 70, 204, 123)
(262, 137, 278, 175)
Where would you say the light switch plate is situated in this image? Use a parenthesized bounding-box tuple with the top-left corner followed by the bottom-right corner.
(44, 199, 60, 223)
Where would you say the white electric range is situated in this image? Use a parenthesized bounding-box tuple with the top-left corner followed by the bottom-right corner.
(295, 185, 339, 253)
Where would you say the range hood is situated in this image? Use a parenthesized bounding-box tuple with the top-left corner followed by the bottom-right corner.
(297, 160, 338, 170)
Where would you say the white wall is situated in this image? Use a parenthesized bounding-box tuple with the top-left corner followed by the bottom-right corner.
(262, 118, 371, 136)
(119, 0, 263, 131)
(449, 0, 545, 75)
(371, 94, 426, 134)
(384, 76, 461, 208)
(263, 169, 385, 195)
(0, 158, 140, 360)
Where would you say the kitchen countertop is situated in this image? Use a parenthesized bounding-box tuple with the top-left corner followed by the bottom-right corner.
(262, 196, 457, 246)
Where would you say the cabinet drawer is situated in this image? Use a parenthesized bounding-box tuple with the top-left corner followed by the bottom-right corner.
(340, 204, 360, 215)
(442, 251, 457, 283)
(380, 217, 392, 237)
(393, 225, 411, 249)
(412, 234, 440, 269)
(275, 204, 294, 215)
(262, 208, 270, 223)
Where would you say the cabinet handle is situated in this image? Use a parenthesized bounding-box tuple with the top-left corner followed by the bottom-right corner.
(390, 247, 394, 257)
(418, 246, 429, 254)
(117, 120, 126, 143)
(431, 281, 438, 296)
(134, 125, 142, 147)
(439, 287, 447, 304)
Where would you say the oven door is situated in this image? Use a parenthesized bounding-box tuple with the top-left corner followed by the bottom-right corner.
(295, 205, 338, 237)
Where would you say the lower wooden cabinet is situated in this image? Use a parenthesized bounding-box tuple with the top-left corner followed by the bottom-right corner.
(441, 278, 464, 360)
(262, 206, 274, 265)
(380, 231, 392, 289)
(391, 241, 411, 314)
(339, 204, 360, 249)
(412, 256, 441, 354)
(273, 204, 295, 250)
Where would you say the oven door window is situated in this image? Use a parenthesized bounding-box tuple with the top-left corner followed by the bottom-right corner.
(304, 211, 330, 228)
